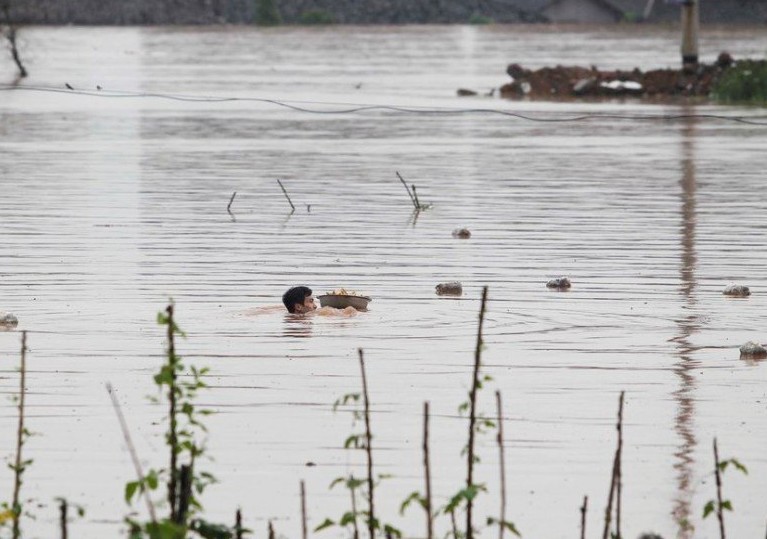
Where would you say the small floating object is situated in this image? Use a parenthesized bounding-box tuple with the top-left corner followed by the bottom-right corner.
(436, 282, 463, 296)
(723, 284, 750, 297)
(0, 312, 18, 326)
(546, 277, 571, 290)
(739, 341, 767, 358)
(452, 228, 471, 239)
(457, 88, 478, 97)
(318, 289, 371, 311)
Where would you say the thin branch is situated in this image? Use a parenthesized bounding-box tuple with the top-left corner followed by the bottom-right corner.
(11, 331, 28, 539)
(423, 402, 433, 539)
(616, 391, 624, 539)
(580, 495, 588, 539)
(713, 438, 726, 539)
(602, 392, 624, 539)
(466, 286, 489, 539)
(496, 390, 507, 539)
(350, 475, 360, 539)
(1, 4, 27, 78)
(301, 480, 308, 539)
(235, 508, 243, 539)
(268, 520, 276, 539)
(358, 348, 375, 539)
(106, 383, 158, 523)
(59, 498, 68, 539)
(411, 184, 422, 209)
(227, 191, 237, 214)
(396, 171, 417, 209)
(277, 179, 296, 212)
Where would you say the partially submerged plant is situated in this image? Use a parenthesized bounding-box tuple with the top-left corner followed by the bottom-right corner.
(118, 304, 231, 539)
(1, 332, 31, 539)
(702, 439, 748, 539)
(316, 349, 401, 539)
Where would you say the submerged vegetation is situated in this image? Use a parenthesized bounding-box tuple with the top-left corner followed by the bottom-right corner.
(0, 297, 760, 538)
(711, 60, 767, 105)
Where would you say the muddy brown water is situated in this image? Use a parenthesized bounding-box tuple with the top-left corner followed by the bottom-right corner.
(1, 24, 766, 539)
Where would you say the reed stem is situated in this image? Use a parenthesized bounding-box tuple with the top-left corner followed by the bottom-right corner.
(277, 179, 296, 212)
(166, 304, 179, 521)
(423, 402, 433, 539)
(580, 495, 588, 539)
(358, 348, 376, 539)
(601, 392, 624, 539)
(466, 286, 489, 539)
(59, 498, 68, 539)
(227, 191, 237, 213)
(106, 383, 158, 522)
(396, 171, 417, 209)
(11, 331, 28, 539)
(495, 390, 507, 539)
(235, 508, 243, 539)
(301, 480, 308, 539)
(713, 438, 726, 539)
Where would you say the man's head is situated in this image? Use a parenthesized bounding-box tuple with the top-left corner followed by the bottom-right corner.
(282, 286, 317, 314)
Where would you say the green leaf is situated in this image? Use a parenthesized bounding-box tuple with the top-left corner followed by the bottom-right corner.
(702, 500, 715, 518)
(729, 458, 748, 475)
(339, 512, 357, 526)
(125, 481, 140, 504)
(458, 402, 469, 415)
(383, 524, 402, 538)
(314, 518, 335, 532)
(400, 491, 422, 515)
(720, 500, 733, 512)
(190, 518, 233, 539)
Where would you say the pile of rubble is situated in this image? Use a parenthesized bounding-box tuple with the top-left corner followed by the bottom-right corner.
(499, 52, 737, 100)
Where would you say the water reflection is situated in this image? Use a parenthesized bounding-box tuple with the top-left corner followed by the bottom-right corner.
(671, 106, 699, 539)
(283, 313, 313, 338)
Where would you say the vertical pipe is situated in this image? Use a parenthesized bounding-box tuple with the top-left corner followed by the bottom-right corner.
(681, 0, 699, 70)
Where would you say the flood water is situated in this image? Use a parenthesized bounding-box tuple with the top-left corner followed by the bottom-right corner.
(1, 24, 766, 539)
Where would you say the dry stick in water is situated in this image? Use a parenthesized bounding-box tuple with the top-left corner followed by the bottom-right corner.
(358, 348, 376, 539)
(423, 402, 434, 539)
(616, 392, 624, 539)
(227, 191, 237, 214)
(411, 185, 422, 209)
(60, 498, 68, 539)
(1, 4, 27, 78)
(466, 286, 489, 539)
(301, 480, 308, 539)
(713, 438, 726, 539)
(396, 171, 417, 209)
(11, 331, 27, 539)
(268, 520, 276, 539)
(495, 391, 507, 539)
(601, 391, 625, 539)
(166, 304, 180, 521)
(580, 496, 588, 539)
(277, 179, 296, 212)
(106, 383, 158, 523)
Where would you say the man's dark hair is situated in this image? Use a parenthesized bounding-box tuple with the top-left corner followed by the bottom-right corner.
(283, 286, 312, 313)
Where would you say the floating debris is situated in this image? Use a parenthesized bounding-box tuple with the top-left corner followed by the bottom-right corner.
(452, 228, 471, 239)
(739, 341, 767, 358)
(436, 282, 463, 296)
(457, 88, 478, 96)
(546, 277, 571, 290)
(723, 284, 750, 297)
(0, 312, 19, 326)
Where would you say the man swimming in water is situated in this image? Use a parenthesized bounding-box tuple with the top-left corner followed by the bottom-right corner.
(282, 286, 317, 314)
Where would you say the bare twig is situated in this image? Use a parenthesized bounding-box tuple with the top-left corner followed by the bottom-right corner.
(396, 171, 417, 209)
(59, 498, 68, 539)
(358, 348, 375, 539)
(450, 510, 458, 539)
(268, 520, 276, 539)
(277, 179, 296, 212)
(106, 383, 158, 523)
(11, 331, 28, 539)
(411, 184, 422, 209)
(616, 392, 624, 539)
(713, 438, 726, 539)
(602, 392, 624, 539)
(1, 4, 27, 78)
(176, 464, 192, 525)
(301, 480, 308, 539)
(580, 495, 588, 539)
(495, 390, 507, 539)
(227, 191, 237, 214)
(235, 508, 243, 539)
(466, 286, 489, 539)
(423, 402, 433, 539)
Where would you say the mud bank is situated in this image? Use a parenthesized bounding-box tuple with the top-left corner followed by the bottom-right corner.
(499, 52, 758, 101)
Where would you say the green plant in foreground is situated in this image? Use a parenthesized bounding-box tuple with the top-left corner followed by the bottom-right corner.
(315, 352, 401, 539)
(702, 438, 747, 539)
(123, 304, 230, 539)
(1, 332, 32, 539)
(711, 60, 767, 105)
